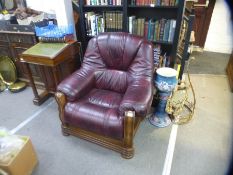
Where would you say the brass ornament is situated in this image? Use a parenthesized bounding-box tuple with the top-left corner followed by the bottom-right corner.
(165, 73, 196, 125)
(0, 78, 7, 92)
(8, 81, 27, 93)
(0, 56, 26, 93)
(0, 56, 17, 86)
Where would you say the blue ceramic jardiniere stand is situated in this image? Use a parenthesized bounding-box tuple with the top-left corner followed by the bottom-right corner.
(149, 67, 177, 127)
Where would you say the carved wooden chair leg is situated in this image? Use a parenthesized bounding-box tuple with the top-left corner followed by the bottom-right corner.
(55, 92, 70, 136)
(61, 124, 70, 136)
(121, 111, 135, 159)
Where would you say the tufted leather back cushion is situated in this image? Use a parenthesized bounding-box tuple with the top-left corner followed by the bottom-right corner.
(82, 32, 153, 93)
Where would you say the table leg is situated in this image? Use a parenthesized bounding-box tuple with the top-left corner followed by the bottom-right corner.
(24, 63, 51, 105)
(24, 63, 40, 101)
(39, 66, 49, 91)
(52, 66, 60, 87)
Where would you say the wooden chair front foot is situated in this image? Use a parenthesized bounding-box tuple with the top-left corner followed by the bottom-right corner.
(122, 111, 135, 159)
(121, 148, 134, 159)
(61, 124, 70, 136)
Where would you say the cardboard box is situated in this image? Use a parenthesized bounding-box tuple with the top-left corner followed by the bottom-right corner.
(0, 136, 38, 175)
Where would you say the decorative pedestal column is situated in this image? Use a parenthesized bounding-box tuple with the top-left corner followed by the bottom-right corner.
(149, 67, 177, 128)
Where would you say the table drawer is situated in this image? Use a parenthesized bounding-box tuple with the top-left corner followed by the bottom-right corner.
(0, 44, 12, 57)
(0, 33, 9, 42)
(8, 34, 36, 44)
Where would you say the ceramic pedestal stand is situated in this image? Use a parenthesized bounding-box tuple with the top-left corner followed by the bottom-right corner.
(149, 67, 177, 128)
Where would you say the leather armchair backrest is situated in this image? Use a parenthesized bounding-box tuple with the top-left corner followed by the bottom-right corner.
(82, 32, 153, 93)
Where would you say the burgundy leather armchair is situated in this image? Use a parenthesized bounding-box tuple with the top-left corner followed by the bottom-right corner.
(55, 32, 153, 158)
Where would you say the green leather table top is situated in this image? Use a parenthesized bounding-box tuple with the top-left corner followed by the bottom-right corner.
(22, 42, 68, 58)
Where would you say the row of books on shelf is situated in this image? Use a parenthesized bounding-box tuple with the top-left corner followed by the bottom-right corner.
(153, 44, 171, 68)
(131, 0, 179, 6)
(85, 11, 123, 36)
(85, 0, 122, 5)
(84, 0, 178, 6)
(129, 17, 176, 43)
(38, 34, 74, 43)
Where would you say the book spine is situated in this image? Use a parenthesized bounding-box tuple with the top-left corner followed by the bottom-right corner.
(103, 0, 107, 5)
(141, 18, 145, 36)
(153, 45, 161, 68)
(113, 12, 116, 31)
(131, 0, 135, 5)
(156, 20, 161, 41)
(150, 21, 155, 41)
(164, 20, 170, 41)
(129, 16, 135, 33)
(169, 20, 176, 42)
(106, 12, 110, 32)
(164, 0, 169, 6)
(109, 0, 113, 5)
(119, 12, 123, 30)
(159, 19, 166, 41)
(153, 20, 158, 41)
(161, 0, 165, 6)
(133, 19, 138, 35)
(147, 19, 151, 40)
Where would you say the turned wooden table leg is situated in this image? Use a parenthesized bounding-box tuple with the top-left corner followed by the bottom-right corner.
(25, 63, 51, 105)
(24, 63, 40, 104)
(39, 65, 49, 92)
(52, 66, 60, 87)
(55, 92, 70, 136)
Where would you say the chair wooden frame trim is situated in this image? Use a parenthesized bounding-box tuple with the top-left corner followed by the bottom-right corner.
(55, 92, 143, 159)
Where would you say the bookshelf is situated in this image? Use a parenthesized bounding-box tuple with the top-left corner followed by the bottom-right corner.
(77, 0, 185, 67)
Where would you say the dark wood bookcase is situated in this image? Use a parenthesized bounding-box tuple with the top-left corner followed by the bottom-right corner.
(76, 0, 185, 67)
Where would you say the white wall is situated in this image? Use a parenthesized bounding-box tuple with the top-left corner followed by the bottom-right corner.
(204, 0, 233, 53)
(26, 0, 76, 39)
(26, 0, 55, 14)
(26, 0, 75, 27)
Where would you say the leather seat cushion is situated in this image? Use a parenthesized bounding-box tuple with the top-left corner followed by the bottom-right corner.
(64, 89, 124, 139)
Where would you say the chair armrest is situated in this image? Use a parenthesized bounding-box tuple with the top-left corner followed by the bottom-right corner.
(57, 69, 95, 101)
(119, 80, 153, 117)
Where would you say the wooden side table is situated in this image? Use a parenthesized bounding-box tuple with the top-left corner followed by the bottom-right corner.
(20, 41, 81, 105)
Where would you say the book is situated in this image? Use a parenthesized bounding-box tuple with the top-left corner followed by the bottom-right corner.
(168, 20, 176, 42)
(153, 20, 159, 41)
(144, 21, 149, 38)
(159, 18, 166, 41)
(141, 18, 145, 36)
(90, 15, 96, 36)
(147, 19, 152, 40)
(153, 44, 161, 68)
(129, 16, 136, 33)
(38, 34, 74, 43)
(163, 20, 170, 41)
(150, 21, 155, 41)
